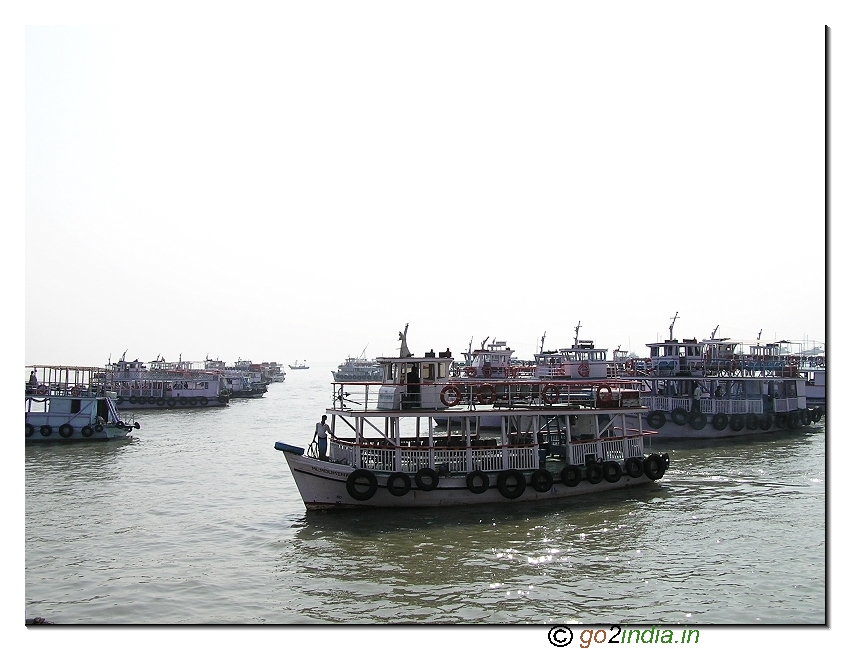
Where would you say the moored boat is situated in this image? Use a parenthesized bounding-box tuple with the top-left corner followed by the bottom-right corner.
(26, 365, 139, 441)
(332, 348, 382, 382)
(288, 360, 309, 370)
(275, 327, 669, 509)
(107, 355, 230, 409)
(627, 317, 823, 439)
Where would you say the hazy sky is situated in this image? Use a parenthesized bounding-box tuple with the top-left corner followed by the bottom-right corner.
(18, 3, 832, 371)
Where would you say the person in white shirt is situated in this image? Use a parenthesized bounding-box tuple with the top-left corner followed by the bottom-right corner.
(314, 415, 331, 461)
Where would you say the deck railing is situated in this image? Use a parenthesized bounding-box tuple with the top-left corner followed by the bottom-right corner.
(641, 396, 765, 415)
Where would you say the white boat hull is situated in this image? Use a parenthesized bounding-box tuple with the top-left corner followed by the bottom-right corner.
(282, 450, 657, 510)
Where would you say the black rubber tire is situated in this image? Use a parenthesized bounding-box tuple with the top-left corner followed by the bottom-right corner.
(802, 409, 813, 425)
(156, 398, 165, 407)
(346, 469, 378, 501)
(586, 464, 603, 485)
(147, 396, 156, 405)
(200, 397, 209, 406)
(81, 425, 94, 437)
(625, 457, 643, 478)
(386, 472, 411, 497)
(788, 411, 801, 429)
(40, 425, 53, 437)
(774, 413, 788, 429)
(759, 415, 773, 431)
(116, 396, 124, 405)
(497, 469, 526, 499)
(26, 423, 35, 437)
(671, 408, 689, 426)
(690, 411, 707, 430)
(94, 424, 104, 433)
(647, 411, 666, 429)
(602, 461, 622, 483)
(188, 397, 198, 406)
(530, 469, 553, 493)
(746, 413, 760, 430)
(414, 468, 439, 491)
(466, 470, 489, 494)
(129, 396, 137, 404)
(561, 465, 582, 487)
(179, 397, 188, 406)
(59, 424, 74, 438)
(712, 412, 728, 431)
(644, 454, 665, 480)
(218, 395, 228, 404)
(167, 398, 177, 407)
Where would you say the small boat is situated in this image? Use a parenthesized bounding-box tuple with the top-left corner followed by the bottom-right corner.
(274, 326, 669, 510)
(26, 365, 140, 441)
(332, 348, 382, 382)
(627, 316, 823, 438)
(288, 360, 309, 370)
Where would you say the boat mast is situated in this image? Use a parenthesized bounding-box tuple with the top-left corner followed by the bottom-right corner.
(573, 321, 581, 348)
(539, 331, 546, 354)
(669, 312, 678, 340)
(710, 325, 719, 339)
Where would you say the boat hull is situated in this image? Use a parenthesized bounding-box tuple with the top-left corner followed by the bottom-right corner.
(282, 450, 658, 509)
(631, 411, 822, 439)
(26, 423, 129, 442)
(115, 396, 229, 409)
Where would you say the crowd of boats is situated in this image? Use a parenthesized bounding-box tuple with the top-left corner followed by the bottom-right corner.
(24, 355, 286, 441)
(273, 319, 825, 510)
(25, 317, 825, 511)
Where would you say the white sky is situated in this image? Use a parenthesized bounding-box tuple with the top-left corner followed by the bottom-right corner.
(4, 2, 847, 643)
(14, 1, 834, 369)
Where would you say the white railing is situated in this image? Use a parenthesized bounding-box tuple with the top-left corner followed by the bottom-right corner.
(328, 440, 537, 472)
(642, 396, 765, 415)
(568, 436, 643, 465)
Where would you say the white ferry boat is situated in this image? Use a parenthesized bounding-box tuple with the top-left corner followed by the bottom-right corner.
(25, 366, 139, 441)
(274, 327, 669, 509)
(627, 317, 823, 438)
(107, 355, 230, 409)
(332, 348, 382, 382)
(533, 323, 620, 381)
(288, 360, 309, 370)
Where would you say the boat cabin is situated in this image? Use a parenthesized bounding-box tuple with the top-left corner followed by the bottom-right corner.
(375, 351, 454, 410)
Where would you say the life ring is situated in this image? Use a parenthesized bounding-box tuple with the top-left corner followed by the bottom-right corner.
(156, 398, 165, 407)
(729, 414, 745, 432)
(440, 385, 462, 407)
(36, 385, 48, 396)
(81, 425, 94, 437)
(644, 454, 665, 480)
(671, 408, 689, 426)
(596, 385, 613, 403)
(647, 411, 666, 429)
(476, 384, 496, 405)
(465, 367, 477, 378)
(578, 362, 590, 378)
(346, 469, 378, 501)
(59, 424, 74, 438)
(466, 470, 489, 494)
(94, 424, 104, 433)
(585, 464, 603, 484)
(40, 425, 52, 437)
(789, 356, 799, 366)
(774, 413, 788, 429)
(626, 360, 636, 375)
(200, 397, 209, 406)
(167, 398, 177, 407)
(561, 465, 582, 487)
(554, 365, 566, 377)
(386, 472, 411, 497)
(817, 356, 824, 367)
(759, 414, 773, 431)
(625, 457, 643, 478)
(497, 469, 526, 499)
(712, 412, 729, 431)
(71, 386, 82, 397)
(26, 423, 34, 437)
(414, 468, 439, 491)
(689, 411, 707, 430)
(482, 366, 493, 378)
(542, 384, 560, 405)
(530, 469, 553, 493)
(602, 461, 622, 483)
(746, 413, 760, 430)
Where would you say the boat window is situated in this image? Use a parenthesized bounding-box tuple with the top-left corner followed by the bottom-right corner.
(71, 400, 81, 413)
(438, 362, 449, 379)
(422, 363, 435, 381)
(786, 382, 797, 398)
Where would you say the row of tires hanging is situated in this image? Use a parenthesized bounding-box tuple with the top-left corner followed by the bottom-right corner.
(116, 395, 227, 407)
(25, 422, 105, 438)
(344, 453, 670, 502)
(646, 406, 824, 432)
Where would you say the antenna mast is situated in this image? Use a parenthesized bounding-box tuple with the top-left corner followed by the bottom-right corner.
(573, 321, 581, 347)
(669, 312, 678, 340)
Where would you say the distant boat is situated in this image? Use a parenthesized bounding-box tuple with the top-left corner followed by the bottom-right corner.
(288, 360, 309, 370)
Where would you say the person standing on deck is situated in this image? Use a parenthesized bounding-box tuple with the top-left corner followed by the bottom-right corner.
(314, 415, 331, 461)
(693, 384, 703, 412)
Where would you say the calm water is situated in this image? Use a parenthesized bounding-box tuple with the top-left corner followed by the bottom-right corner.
(25, 363, 826, 625)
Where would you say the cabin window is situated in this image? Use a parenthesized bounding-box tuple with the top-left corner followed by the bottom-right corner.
(422, 363, 435, 381)
(71, 399, 81, 414)
(438, 362, 449, 379)
(787, 382, 797, 398)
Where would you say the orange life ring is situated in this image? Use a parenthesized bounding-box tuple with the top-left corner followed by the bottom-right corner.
(625, 360, 636, 376)
(817, 356, 824, 367)
(483, 366, 493, 378)
(597, 385, 613, 402)
(578, 362, 590, 378)
(440, 385, 462, 407)
(789, 356, 799, 366)
(36, 385, 48, 396)
(465, 367, 478, 378)
(542, 383, 560, 405)
(477, 384, 496, 405)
